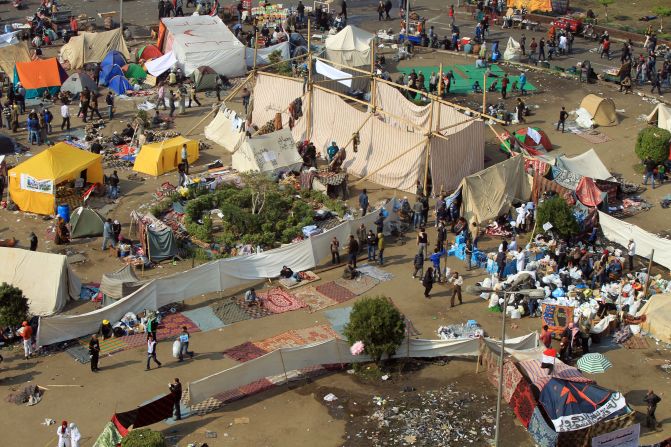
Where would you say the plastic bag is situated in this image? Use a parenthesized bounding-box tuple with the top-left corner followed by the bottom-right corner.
(172, 340, 181, 358)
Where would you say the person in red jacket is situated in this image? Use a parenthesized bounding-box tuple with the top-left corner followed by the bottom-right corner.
(18, 321, 33, 359)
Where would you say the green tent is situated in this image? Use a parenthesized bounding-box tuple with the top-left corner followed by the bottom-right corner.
(124, 63, 147, 82)
(69, 207, 105, 238)
(191, 65, 218, 91)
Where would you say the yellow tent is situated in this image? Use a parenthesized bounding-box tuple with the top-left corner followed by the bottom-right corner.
(133, 136, 199, 176)
(507, 0, 551, 12)
(8, 143, 103, 215)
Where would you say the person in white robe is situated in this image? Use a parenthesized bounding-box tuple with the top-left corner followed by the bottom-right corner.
(69, 423, 81, 447)
(56, 421, 70, 447)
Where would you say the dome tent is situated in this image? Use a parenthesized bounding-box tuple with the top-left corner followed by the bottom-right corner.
(579, 94, 618, 127)
(61, 72, 98, 96)
(324, 25, 374, 67)
(108, 75, 133, 95)
(190, 65, 218, 91)
(101, 50, 127, 68)
(69, 206, 105, 238)
(100, 64, 124, 86)
(123, 63, 147, 81)
(137, 44, 162, 61)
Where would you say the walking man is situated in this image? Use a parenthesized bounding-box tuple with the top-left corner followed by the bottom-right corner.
(188, 83, 201, 107)
(412, 252, 424, 278)
(359, 188, 369, 216)
(627, 238, 636, 271)
(348, 235, 359, 268)
(643, 157, 657, 189)
(241, 88, 251, 115)
(168, 90, 176, 117)
(449, 271, 463, 307)
(422, 267, 435, 298)
(106, 91, 114, 120)
(181, 143, 189, 175)
(169, 378, 183, 420)
(102, 218, 115, 250)
(417, 227, 429, 260)
(377, 231, 385, 265)
(89, 334, 100, 372)
(557, 106, 568, 132)
(178, 326, 194, 362)
(366, 230, 377, 261)
(330, 236, 340, 264)
(146, 333, 162, 370)
(501, 74, 509, 99)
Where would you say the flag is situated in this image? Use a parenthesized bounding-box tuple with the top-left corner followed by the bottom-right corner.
(82, 183, 96, 203)
(209, 0, 219, 16)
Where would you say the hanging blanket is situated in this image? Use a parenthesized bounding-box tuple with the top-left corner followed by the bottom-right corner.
(509, 379, 536, 428)
(292, 286, 338, 312)
(528, 407, 558, 447)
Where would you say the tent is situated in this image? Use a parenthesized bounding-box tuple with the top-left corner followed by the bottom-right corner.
(579, 94, 618, 127)
(13, 58, 68, 99)
(100, 63, 124, 86)
(575, 177, 604, 207)
(507, 0, 551, 11)
(648, 103, 671, 132)
(108, 75, 133, 95)
(460, 155, 532, 225)
(204, 106, 245, 152)
(8, 143, 103, 215)
(137, 44, 162, 61)
(61, 72, 98, 96)
(0, 247, 81, 316)
(133, 136, 199, 176)
(101, 50, 127, 68)
(501, 127, 552, 156)
(245, 41, 291, 67)
(100, 265, 145, 305)
(232, 129, 301, 175)
(503, 37, 522, 62)
(59, 29, 130, 70)
(324, 25, 374, 67)
(145, 226, 176, 261)
(555, 148, 613, 181)
(191, 65, 218, 91)
(123, 63, 147, 81)
(158, 16, 246, 77)
(637, 293, 671, 343)
(69, 206, 105, 238)
(0, 41, 30, 77)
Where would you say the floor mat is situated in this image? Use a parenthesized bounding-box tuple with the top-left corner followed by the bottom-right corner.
(159, 312, 200, 338)
(334, 275, 380, 296)
(324, 307, 353, 336)
(210, 297, 252, 325)
(257, 288, 307, 314)
(79, 335, 126, 356)
(182, 307, 227, 332)
(292, 286, 339, 312)
(357, 264, 394, 282)
(316, 281, 356, 304)
(66, 344, 91, 363)
(223, 341, 268, 362)
(278, 271, 321, 290)
(621, 335, 649, 349)
(253, 330, 308, 352)
(235, 297, 274, 319)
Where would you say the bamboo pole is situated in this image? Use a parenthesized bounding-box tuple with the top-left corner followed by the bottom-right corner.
(341, 113, 373, 150)
(422, 102, 434, 196)
(436, 63, 443, 132)
(254, 70, 304, 82)
(487, 122, 509, 146)
(253, 31, 259, 71)
(482, 72, 487, 116)
(313, 55, 372, 75)
(354, 137, 429, 185)
(643, 250, 655, 299)
(370, 40, 377, 112)
(306, 19, 313, 140)
(435, 116, 478, 133)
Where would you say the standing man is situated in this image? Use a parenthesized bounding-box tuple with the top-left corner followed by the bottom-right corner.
(178, 326, 194, 362)
(645, 389, 662, 429)
(422, 266, 435, 298)
(108, 170, 120, 199)
(557, 106, 568, 132)
(359, 188, 369, 216)
(384, 0, 392, 20)
(643, 157, 657, 189)
(146, 313, 158, 340)
(627, 238, 636, 271)
(366, 230, 377, 261)
(412, 198, 423, 228)
(356, 223, 367, 253)
(347, 234, 359, 268)
(417, 227, 429, 260)
(156, 83, 166, 110)
(175, 0, 184, 16)
(449, 271, 463, 307)
(169, 378, 183, 421)
(297, 0, 305, 25)
(18, 321, 33, 360)
(102, 218, 115, 250)
(538, 38, 546, 61)
(448, 4, 454, 23)
(501, 74, 509, 99)
(105, 91, 114, 120)
(29, 232, 38, 251)
(241, 88, 251, 115)
(520, 33, 526, 55)
(181, 143, 189, 175)
(168, 90, 176, 117)
(146, 333, 162, 370)
(465, 239, 473, 270)
(188, 83, 201, 107)
(412, 252, 424, 279)
(540, 325, 552, 348)
(330, 236, 340, 264)
(377, 231, 385, 265)
(89, 334, 100, 372)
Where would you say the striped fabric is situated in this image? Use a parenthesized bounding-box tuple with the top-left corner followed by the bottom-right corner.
(429, 120, 484, 193)
(518, 359, 592, 392)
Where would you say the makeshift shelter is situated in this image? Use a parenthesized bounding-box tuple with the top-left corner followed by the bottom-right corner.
(137, 44, 162, 61)
(0, 247, 81, 316)
(555, 149, 613, 181)
(245, 41, 290, 67)
(61, 72, 97, 96)
(101, 50, 127, 68)
(191, 65, 218, 91)
(501, 127, 552, 155)
(100, 64, 124, 86)
(0, 41, 30, 77)
(158, 16, 246, 77)
(638, 293, 671, 343)
(503, 37, 522, 62)
(13, 58, 68, 99)
(123, 63, 147, 81)
(204, 106, 245, 152)
(507, 0, 551, 11)
(69, 206, 105, 238)
(233, 129, 301, 176)
(579, 94, 618, 127)
(59, 29, 130, 70)
(648, 103, 671, 132)
(100, 265, 145, 305)
(460, 155, 531, 225)
(132, 212, 177, 261)
(133, 136, 199, 176)
(324, 25, 374, 67)
(108, 75, 133, 95)
(575, 177, 604, 207)
(8, 143, 104, 215)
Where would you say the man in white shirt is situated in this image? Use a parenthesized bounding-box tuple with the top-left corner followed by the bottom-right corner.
(180, 143, 189, 174)
(516, 247, 527, 273)
(60, 103, 70, 131)
(627, 239, 636, 271)
(449, 271, 463, 308)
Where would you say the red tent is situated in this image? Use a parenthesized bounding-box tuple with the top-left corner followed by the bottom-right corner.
(515, 127, 552, 153)
(137, 44, 163, 61)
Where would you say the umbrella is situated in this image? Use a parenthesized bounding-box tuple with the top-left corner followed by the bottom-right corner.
(576, 353, 612, 374)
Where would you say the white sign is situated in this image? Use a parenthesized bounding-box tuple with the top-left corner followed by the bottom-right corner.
(20, 174, 54, 194)
(542, 222, 553, 232)
(591, 424, 640, 447)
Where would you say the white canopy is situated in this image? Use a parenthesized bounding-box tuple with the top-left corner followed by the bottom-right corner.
(233, 128, 302, 175)
(160, 16, 246, 77)
(648, 103, 671, 132)
(324, 25, 374, 67)
(555, 148, 614, 181)
(503, 37, 522, 61)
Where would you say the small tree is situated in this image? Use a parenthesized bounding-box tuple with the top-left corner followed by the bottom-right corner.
(0, 283, 29, 327)
(536, 196, 579, 239)
(598, 0, 614, 23)
(635, 127, 671, 164)
(344, 296, 406, 364)
(121, 429, 166, 447)
(653, 6, 671, 32)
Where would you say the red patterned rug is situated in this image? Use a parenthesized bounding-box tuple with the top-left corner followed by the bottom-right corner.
(238, 378, 275, 396)
(291, 324, 340, 344)
(502, 361, 524, 404)
(257, 288, 306, 314)
(316, 281, 356, 303)
(509, 379, 536, 428)
(223, 341, 268, 362)
(253, 330, 307, 352)
(159, 312, 200, 338)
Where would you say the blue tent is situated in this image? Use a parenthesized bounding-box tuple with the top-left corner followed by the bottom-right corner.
(100, 64, 124, 86)
(101, 50, 126, 68)
(108, 75, 132, 95)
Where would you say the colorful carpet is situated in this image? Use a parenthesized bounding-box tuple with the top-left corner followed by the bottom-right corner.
(292, 286, 338, 312)
(182, 307, 227, 332)
(279, 271, 321, 289)
(518, 359, 592, 392)
(66, 344, 91, 363)
(210, 297, 252, 325)
(509, 379, 536, 428)
(159, 312, 200, 337)
(502, 361, 524, 404)
(78, 335, 126, 356)
(316, 281, 356, 304)
(621, 335, 649, 349)
(324, 307, 353, 336)
(576, 130, 611, 144)
(223, 341, 268, 362)
(189, 397, 223, 416)
(253, 330, 307, 352)
(356, 264, 394, 282)
(291, 324, 340, 344)
(334, 275, 380, 296)
(235, 297, 274, 319)
(257, 288, 306, 314)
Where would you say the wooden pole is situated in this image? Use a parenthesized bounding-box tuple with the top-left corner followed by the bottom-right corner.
(423, 102, 434, 196)
(435, 117, 479, 133)
(313, 55, 372, 75)
(306, 19, 313, 140)
(370, 40, 377, 112)
(253, 31, 259, 71)
(438, 63, 443, 98)
(482, 72, 487, 116)
(643, 249, 655, 298)
(354, 137, 429, 185)
(341, 113, 373, 150)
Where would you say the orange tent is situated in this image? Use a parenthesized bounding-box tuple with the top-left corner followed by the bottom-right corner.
(137, 44, 163, 61)
(14, 58, 68, 99)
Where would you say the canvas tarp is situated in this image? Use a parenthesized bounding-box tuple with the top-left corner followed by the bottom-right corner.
(159, 16, 246, 77)
(14, 58, 68, 99)
(245, 41, 290, 67)
(503, 37, 522, 61)
(0, 31, 20, 47)
(460, 156, 532, 224)
(598, 211, 671, 270)
(204, 106, 245, 152)
(555, 148, 613, 181)
(146, 226, 176, 261)
(69, 206, 105, 238)
(507, 0, 552, 11)
(8, 143, 104, 215)
(324, 25, 374, 67)
(579, 94, 618, 127)
(133, 136, 199, 176)
(0, 247, 81, 316)
(647, 103, 671, 132)
(233, 128, 301, 175)
(59, 29, 130, 70)
(100, 265, 145, 300)
(0, 41, 30, 77)
(637, 293, 671, 343)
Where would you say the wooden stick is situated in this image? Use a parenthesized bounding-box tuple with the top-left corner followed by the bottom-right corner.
(423, 102, 434, 196)
(313, 55, 371, 75)
(312, 75, 371, 84)
(354, 137, 429, 185)
(253, 31, 258, 71)
(482, 72, 487, 116)
(370, 40, 377, 111)
(306, 19, 313, 140)
(643, 249, 655, 299)
(255, 70, 303, 83)
(341, 113, 373, 150)
(435, 116, 478, 134)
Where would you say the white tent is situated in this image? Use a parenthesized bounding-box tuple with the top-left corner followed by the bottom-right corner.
(324, 25, 374, 67)
(204, 106, 246, 152)
(503, 37, 522, 62)
(555, 149, 614, 181)
(0, 247, 81, 316)
(160, 16, 246, 77)
(648, 104, 671, 132)
(232, 128, 301, 175)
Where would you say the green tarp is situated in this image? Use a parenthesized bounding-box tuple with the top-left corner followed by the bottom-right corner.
(147, 227, 176, 261)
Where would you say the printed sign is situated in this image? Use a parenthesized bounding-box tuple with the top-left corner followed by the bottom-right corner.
(591, 424, 640, 447)
(541, 304, 574, 336)
(20, 174, 54, 194)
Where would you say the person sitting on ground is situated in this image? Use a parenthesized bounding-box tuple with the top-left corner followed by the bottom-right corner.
(487, 79, 499, 92)
(152, 110, 163, 127)
(244, 288, 259, 306)
(472, 80, 483, 93)
(342, 262, 358, 280)
(280, 265, 294, 279)
(99, 319, 113, 339)
(475, 55, 486, 68)
(620, 76, 633, 94)
(121, 123, 134, 139)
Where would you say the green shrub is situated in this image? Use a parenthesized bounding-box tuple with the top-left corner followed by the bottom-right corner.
(344, 296, 406, 364)
(0, 283, 29, 327)
(150, 198, 173, 217)
(536, 196, 579, 238)
(121, 429, 165, 447)
(635, 127, 671, 164)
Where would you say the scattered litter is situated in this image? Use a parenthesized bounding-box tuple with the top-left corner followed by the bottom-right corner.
(205, 430, 217, 438)
(324, 393, 338, 402)
(233, 417, 250, 424)
(381, 375, 390, 381)
(42, 418, 55, 426)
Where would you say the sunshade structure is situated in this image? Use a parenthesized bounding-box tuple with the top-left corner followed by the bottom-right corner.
(69, 206, 105, 238)
(576, 353, 613, 374)
(157, 16, 246, 77)
(100, 265, 145, 305)
(8, 143, 103, 215)
(123, 63, 147, 81)
(100, 64, 124, 86)
(579, 94, 618, 127)
(325, 25, 374, 67)
(0, 135, 16, 155)
(233, 129, 302, 176)
(648, 103, 671, 132)
(204, 106, 245, 152)
(108, 75, 133, 95)
(501, 127, 552, 156)
(0, 40, 30, 76)
(59, 29, 130, 70)
(0, 247, 81, 316)
(13, 58, 68, 99)
(555, 148, 613, 181)
(133, 136, 199, 176)
(101, 50, 127, 69)
(137, 44, 162, 61)
(61, 72, 98, 96)
(190, 65, 218, 91)
(638, 293, 671, 343)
